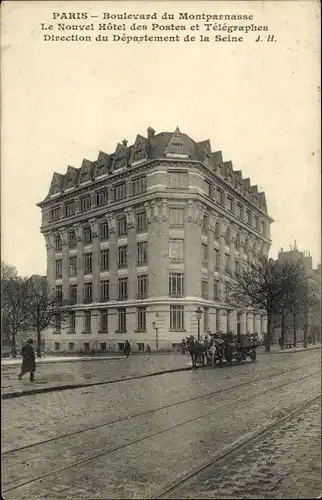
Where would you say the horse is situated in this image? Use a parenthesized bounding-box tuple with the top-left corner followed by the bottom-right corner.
(185, 336, 208, 368)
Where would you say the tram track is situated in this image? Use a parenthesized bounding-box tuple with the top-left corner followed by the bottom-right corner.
(154, 393, 321, 499)
(2, 362, 319, 456)
(2, 368, 320, 495)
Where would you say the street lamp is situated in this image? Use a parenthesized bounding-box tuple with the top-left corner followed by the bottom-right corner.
(152, 320, 159, 351)
(195, 307, 203, 341)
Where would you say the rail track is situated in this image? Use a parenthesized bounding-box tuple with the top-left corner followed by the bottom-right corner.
(2, 366, 320, 496)
(154, 393, 321, 499)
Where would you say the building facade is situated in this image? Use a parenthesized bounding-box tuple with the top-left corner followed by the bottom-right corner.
(272, 246, 321, 345)
(37, 127, 272, 353)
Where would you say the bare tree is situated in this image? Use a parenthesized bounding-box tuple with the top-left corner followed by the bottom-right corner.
(1, 277, 31, 357)
(1, 261, 18, 295)
(26, 276, 68, 357)
(228, 255, 306, 352)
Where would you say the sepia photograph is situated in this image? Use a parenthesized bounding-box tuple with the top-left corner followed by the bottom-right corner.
(1, 1, 321, 499)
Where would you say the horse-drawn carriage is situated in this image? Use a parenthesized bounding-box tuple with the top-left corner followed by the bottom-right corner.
(186, 333, 258, 368)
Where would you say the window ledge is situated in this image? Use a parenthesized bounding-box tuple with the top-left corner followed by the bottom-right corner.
(169, 329, 186, 332)
(97, 330, 109, 334)
(115, 330, 127, 333)
(67, 331, 76, 334)
(134, 329, 147, 333)
(81, 331, 92, 334)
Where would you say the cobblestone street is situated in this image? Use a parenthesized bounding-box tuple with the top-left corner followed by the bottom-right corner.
(2, 350, 321, 499)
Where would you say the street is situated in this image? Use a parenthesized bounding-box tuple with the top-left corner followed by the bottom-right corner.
(1, 349, 321, 499)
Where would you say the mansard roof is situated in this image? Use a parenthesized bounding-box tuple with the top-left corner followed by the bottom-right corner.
(40, 127, 268, 213)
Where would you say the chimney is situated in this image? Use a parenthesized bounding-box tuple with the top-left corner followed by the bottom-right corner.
(147, 127, 155, 139)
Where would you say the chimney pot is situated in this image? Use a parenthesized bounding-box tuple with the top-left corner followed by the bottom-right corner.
(147, 127, 155, 139)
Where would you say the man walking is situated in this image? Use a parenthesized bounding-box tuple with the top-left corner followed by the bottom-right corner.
(124, 340, 131, 358)
(18, 338, 36, 382)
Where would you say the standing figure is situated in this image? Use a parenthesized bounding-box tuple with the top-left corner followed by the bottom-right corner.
(146, 344, 151, 355)
(124, 340, 131, 358)
(18, 339, 36, 382)
(181, 338, 186, 354)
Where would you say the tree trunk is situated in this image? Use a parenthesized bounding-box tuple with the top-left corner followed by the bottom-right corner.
(293, 312, 297, 348)
(11, 332, 17, 358)
(36, 328, 42, 358)
(303, 322, 308, 348)
(280, 308, 285, 349)
(264, 312, 272, 352)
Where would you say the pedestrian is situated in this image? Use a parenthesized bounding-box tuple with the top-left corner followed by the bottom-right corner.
(181, 338, 186, 354)
(124, 340, 131, 358)
(146, 344, 151, 355)
(18, 338, 36, 382)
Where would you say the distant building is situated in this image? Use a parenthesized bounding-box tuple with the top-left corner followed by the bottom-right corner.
(272, 245, 321, 345)
(37, 127, 273, 353)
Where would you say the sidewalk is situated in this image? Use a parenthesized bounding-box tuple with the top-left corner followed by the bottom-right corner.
(257, 344, 321, 355)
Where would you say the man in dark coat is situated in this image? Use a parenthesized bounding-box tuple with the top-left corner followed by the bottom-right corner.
(124, 340, 131, 358)
(18, 338, 36, 382)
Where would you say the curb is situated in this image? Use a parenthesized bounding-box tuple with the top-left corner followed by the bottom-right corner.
(1, 366, 193, 400)
(1, 356, 124, 366)
(257, 346, 321, 355)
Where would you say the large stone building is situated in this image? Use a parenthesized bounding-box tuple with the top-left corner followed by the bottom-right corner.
(37, 127, 272, 353)
(272, 245, 321, 345)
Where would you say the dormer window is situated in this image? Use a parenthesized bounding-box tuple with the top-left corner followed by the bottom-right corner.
(80, 169, 89, 183)
(66, 176, 74, 189)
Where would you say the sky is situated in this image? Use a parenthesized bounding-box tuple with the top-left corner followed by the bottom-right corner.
(1, 1, 321, 276)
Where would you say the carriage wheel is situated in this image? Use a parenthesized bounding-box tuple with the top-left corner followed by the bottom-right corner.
(250, 350, 257, 362)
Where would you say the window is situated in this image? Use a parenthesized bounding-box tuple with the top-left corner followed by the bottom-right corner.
(255, 216, 259, 230)
(204, 307, 209, 331)
(204, 180, 211, 197)
(137, 274, 148, 299)
(100, 309, 108, 332)
(84, 253, 92, 274)
(68, 342, 75, 351)
(100, 280, 109, 302)
(84, 311, 91, 332)
(69, 312, 76, 332)
(118, 308, 126, 332)
(118, 246, 128, 269)
(114, 183, 126, 201)
(65, 176, 74, 189)
(117, 216, 127, 237)
(100, 221, 109, 241)
(202, 245, 208, 264)
(214, 249, 220, 269)
(64, 201, 75, 217)
(201, 280, 208, 299)
(235, 260, 240, 275)
(225, 282, 230, 302)
(214, 280, 219, 299)
(55, 234, 62, 252)
(137, 307, 146, 331)
(169, 273, 184, 297)
(169, 208, 184, 227)
(136, 211, 147, 233)
(55, 314, 61, 333)
(137, 242, 148, 265)
(68, 284, 77, 305)
(68, 230, 76, 248)
(235, 233, 240, 250)
(217, 190, 224, 205)
(216, 311, 221, 333)
(84, 282, 92, 303)
(118, 278, 128, 300)
(100, 342, 107, 352)
(170, 305, 185, 331)
(214, 223, 220, 241)
(100, 250, 109, 271)
(227, 197, 234, 212)
(96, 189, 108, 206)
(247, 211, 252, 225)
(132, 176, 146, 196)
(84, 342, 90, 353)
(69, 256, 77, 276)
(237, 313, 241, 336)
(225, 254, 230, 273)
(56, 285, 63, 303)
(169, 240, 184, 261)
(80, 196, 91, 212)
(169, 171, 188, 189)
(54, 342, 60, 351)
(225, 228, 230, 245)
(50, 207, 61, 222)
(202, 215, 209, 234)
(55, 260, 62, 279)
(137, 343, 145, 352)
(262, 222, 267, 235)
(84, 226, 92, 245)
(118, 343, 125, 352)
(237, 204, 243, 219)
